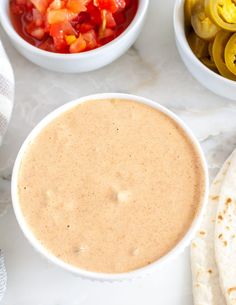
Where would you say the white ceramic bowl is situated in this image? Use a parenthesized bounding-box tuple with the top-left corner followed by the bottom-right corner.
(11, 93, 209, 281)
(0, 0, 148, 73)
(173, 0, 236, 101)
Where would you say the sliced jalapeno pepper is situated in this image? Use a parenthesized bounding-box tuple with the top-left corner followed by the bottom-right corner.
(208, 40, 214, 58)
(187, 31, 209, 58)
(201, 57, 218, 71)
(191, 2, 220, 40)
(202, 41, 217, 71)
(225, 32, 236, 75)
(212, 30, 236, 80)
(185, 0, 200, 26)
(205, 0, 236, 31)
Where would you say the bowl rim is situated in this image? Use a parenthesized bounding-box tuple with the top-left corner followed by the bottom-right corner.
(0, 0, 149, 59)
(173, 0, 236, 87)
(11, 92, 209, 281)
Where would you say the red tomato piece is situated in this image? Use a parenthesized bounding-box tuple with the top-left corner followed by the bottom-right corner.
(104, 10, 116, 28)
(94, 0, 126, 13)
(79, 22, 94, 33)
(113, 11, 125, 24)
(10, 0, 33, 14)
(10, 2, 25, 14)
(86, 2, 102, 25)
(50, 21, 76, 51)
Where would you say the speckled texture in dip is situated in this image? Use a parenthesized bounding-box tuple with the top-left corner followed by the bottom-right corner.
(18, 99, 205, 273)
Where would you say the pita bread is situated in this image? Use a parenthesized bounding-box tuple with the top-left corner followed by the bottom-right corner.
(191, 157, 231, 305)
(215, 150, 236, 305)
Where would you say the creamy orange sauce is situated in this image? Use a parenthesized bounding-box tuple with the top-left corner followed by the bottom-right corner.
(18, 99, 205, 273)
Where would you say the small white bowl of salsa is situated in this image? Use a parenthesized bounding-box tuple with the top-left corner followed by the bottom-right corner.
(0, 0, 149, 73)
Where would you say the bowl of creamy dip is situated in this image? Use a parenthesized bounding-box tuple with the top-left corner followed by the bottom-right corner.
(11, 93, 209, 281)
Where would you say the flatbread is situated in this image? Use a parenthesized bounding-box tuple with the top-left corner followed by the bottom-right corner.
(215, 150, 236, 305)
(191, 157, 231, 305)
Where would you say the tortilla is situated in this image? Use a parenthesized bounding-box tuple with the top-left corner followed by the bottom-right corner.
(191, 157, 231, 305)
(215, 150, 236, 305)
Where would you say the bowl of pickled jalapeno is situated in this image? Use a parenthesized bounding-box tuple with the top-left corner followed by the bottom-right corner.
(174, 0, 236, 100)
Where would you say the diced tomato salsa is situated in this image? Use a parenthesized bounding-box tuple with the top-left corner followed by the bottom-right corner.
(10, 0, 138, 54)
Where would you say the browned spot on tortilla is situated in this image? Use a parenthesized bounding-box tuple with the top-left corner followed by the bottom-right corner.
(208, 269, 213, 274)
(226, 198, 232, 205)
(228, 287, 236, 295)
(218, 215, 223, 221)
(211, 195, 219, 201)
(214, 180, 220, 185)
(224, 241, 228, 247)
(195, 284, 200, 288)
(226, 226, 230, 230)
(218, 233, 223, 239)
(232, 234, 236, 239)
(199, 231, 206, 235)
(192, 242, 197, 248)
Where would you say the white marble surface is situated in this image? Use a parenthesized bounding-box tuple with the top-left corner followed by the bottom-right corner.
(1, 0, 236, 304)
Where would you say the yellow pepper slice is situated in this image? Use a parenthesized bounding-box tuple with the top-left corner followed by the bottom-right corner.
(201, 57, 218, 71)
(202, 41, 217, 71)
(191, 2, 220, 40)
(225, 32, 236, 75)
(212, 30, 236, 80)
(205, 0, 236, 31)
(185, 0, 201, 26)
(208, 40, 214, 58)
(187, 31, 209, 58)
